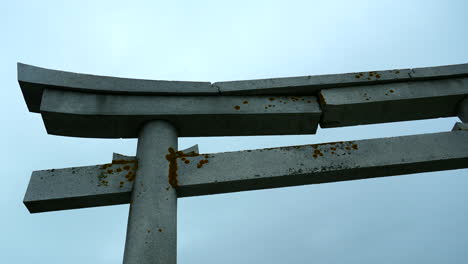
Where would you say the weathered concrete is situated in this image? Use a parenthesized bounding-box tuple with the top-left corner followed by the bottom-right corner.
(215, 63, 468, 95)
(215, 68, 412, 95)
(319, 78, 468, 128)
(459, 98, 468, 122)
(20, 62, 468, 114)
(18, 63, 215, 113)
(23, 131, 468, 212)
(40, 89, 321, 138)
(123, 121, 177, 264)
(24, 145, 198, 213)
(409, 63, 468, 79)
(176, 131, 468, 196)
(23, 159, 135, 213)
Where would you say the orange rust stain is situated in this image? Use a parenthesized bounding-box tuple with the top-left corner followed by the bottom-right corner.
(390, 89, 394, 93)
(123, 165, 131, 170)
(376, 74, 381, 79)
(184, 160, 190, 164)
(352, 144, 358, 150)
(107, 169, 113, 174)
(318, 93, 326, 105)
(197, 159, 209, 168)
(234, 105, 241, 110)
(243, 101, 249, 104)
(345, 147, 351, 150)
(330, 147, 337, 151)
(165, 147, 199, 188)
(125, 171, 135, 182)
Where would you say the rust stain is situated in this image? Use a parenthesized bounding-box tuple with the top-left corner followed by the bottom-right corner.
(243, 101, 249, 104)
(318, 93, 326, 105)
(269, 97, 276, 101)
(165, 147, 199, 188)
(234, 105, 241, 110)
(197, 159, 209, 168)
(125, 171, 135, 182)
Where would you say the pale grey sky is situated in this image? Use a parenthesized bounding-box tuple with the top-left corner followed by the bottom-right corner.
(1, 0, 468, 263)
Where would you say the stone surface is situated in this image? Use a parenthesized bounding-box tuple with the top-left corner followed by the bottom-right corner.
(24, 131, 468, 213)
(40, 89, 321, 138)
(23, 157, 135, 213)
(319, 77, 468, 128)
(20, 62, 468, 114)
(18, 63, 215, 113)
(215, 63, 468, 95)
(410, 63, 468, 79)
(123, 121, 177, 264)
(215, 68, 412, 95)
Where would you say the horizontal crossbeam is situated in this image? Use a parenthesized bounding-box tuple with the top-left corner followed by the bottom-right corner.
(19, 63, 468, 138)
(19, 63, 468, 113)
(40, 89, 321, 138)
(24, 130, 468, 213)
(319, 77, 468, 127)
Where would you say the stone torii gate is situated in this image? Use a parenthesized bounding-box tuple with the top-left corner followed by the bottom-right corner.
(19, 62, 468, 263)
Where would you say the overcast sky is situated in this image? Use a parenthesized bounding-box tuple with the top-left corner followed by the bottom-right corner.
(1, 0, 468, 263)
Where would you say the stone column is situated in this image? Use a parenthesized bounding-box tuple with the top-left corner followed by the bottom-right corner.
(123, 121, 178, 264)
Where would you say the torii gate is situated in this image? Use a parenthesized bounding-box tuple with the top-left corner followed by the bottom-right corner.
(19, 62, 468, 263)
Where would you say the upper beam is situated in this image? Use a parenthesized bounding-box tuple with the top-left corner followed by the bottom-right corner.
(24, 130, 468, 213)
(319, 78, 468, 127)
(18, 63, 215, 113)
(19, 63, 468, 113)
(214, 63, 468, 95)
(40, 89, 321, 138)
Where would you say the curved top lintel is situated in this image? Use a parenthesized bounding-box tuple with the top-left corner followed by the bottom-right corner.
(18, 62, 468, 113)
(17, 63, 216, 113)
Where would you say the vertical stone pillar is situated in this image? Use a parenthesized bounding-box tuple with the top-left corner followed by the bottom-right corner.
(123, 121, 177, 264)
